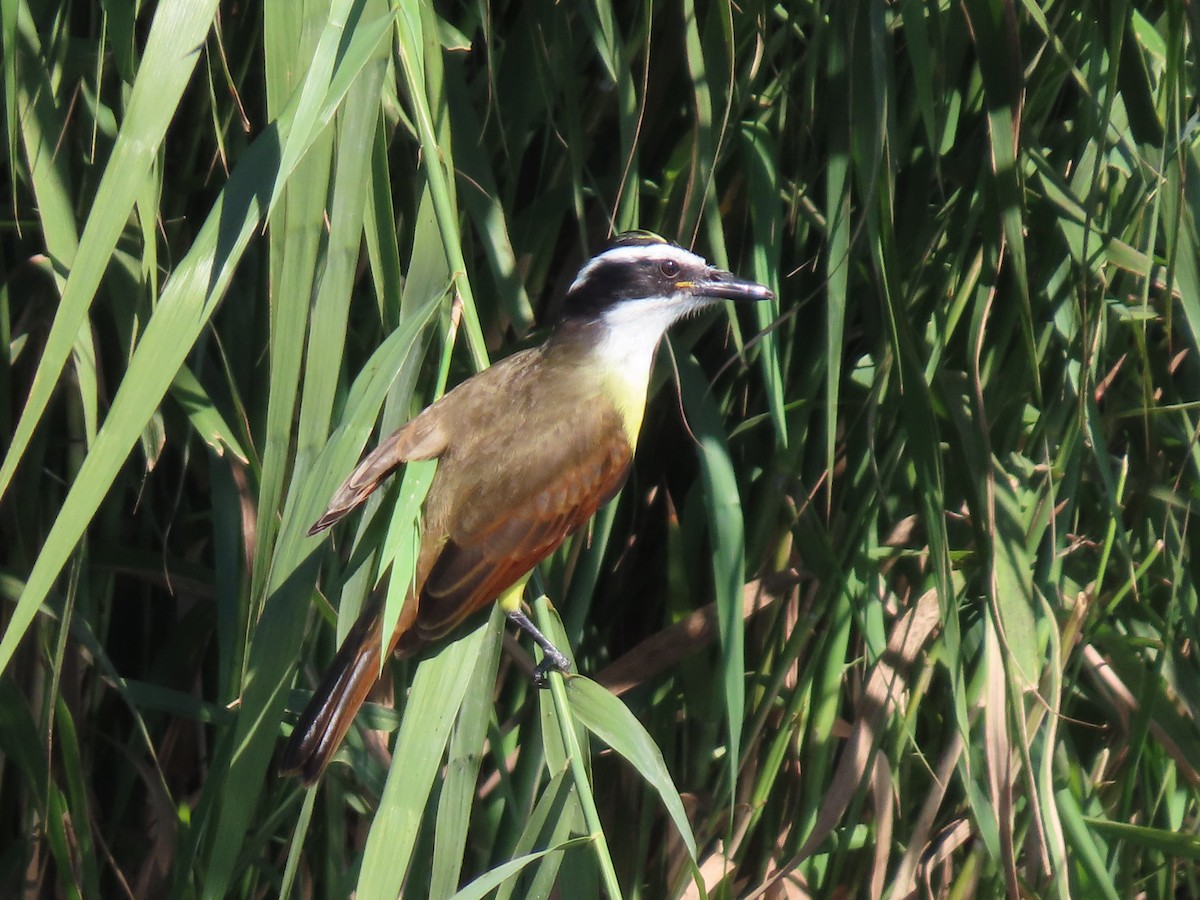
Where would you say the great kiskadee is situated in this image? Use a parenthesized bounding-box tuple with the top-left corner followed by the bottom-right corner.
(280, 232, 773, 784)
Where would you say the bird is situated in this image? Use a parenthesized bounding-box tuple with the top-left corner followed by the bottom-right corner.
(279, 231, 773, 784)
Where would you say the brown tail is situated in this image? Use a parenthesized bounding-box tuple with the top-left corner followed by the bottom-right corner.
(279, 593, 389, 785)
(289, 419, 447, 780)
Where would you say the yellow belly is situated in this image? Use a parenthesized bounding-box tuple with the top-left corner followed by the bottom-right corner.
(599, 368, 649, 448)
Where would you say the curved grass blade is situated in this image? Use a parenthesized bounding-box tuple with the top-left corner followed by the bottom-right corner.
(677, 353, 746, 804)
(566, 675, 699, 863)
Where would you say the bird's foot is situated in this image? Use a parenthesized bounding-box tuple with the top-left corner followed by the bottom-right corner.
(507, 609, 573, 688)
(532, 648, 572, 688)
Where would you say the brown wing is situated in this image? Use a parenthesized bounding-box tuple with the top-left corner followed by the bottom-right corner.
(404, 426, 631, 645)
(308, 408, 450, 535)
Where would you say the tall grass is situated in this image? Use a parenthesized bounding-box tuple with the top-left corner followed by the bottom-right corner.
(3, 0, 1200, 897)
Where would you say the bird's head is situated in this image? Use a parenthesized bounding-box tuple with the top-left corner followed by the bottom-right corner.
(562, 232, 774, 335)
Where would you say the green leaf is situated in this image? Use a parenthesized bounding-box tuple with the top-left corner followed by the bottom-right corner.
(567, 676, 698, 862)
(677, 353, 746, 806)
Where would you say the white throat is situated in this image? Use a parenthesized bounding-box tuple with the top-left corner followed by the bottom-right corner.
(588, 294, 702, 443)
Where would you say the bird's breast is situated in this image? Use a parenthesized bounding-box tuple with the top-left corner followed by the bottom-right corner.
(596, 368, 650, 448)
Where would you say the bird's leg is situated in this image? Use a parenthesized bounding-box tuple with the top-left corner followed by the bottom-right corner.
(506, 609, 572, 686)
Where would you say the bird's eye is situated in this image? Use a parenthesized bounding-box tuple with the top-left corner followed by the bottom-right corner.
(660, 260, 680, 278)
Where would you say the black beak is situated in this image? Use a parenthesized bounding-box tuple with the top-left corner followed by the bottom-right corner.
(697, 268, 774, 303)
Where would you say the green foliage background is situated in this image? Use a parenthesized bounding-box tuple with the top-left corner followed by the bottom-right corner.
(3, 0, 1200, 897)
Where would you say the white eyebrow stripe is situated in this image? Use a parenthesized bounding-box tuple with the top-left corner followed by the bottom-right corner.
(568, 244, 710, 293)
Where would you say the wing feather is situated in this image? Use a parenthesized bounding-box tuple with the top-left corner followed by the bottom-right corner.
(407, 428, 631, 643)
(308, 410, 450, 534)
